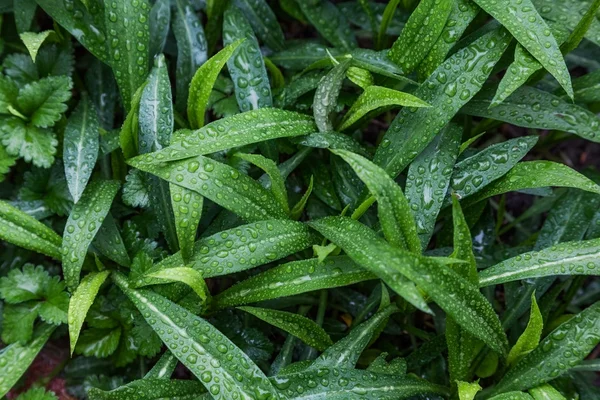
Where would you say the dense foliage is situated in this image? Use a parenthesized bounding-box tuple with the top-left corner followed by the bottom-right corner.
(0, 0, 599, 398)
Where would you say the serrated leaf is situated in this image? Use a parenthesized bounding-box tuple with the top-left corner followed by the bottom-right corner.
(491, 301, 600, 395)
(333, 149, 421, 253)
(0, 324, 56, 398)
(239, 306, 333, 351)
(62, 180, 120, 290)
(338, 86, 430, 131)
(19, 31, 55, 62)
(145, 267, 209, 302)
(309, 216, 509, 355)
(2, 304, 39, 344)
(113, 272, 280, 400)
(0, 199, 62, 259)
(314, 59, 350, 133)
(87, 378, 206, 400)
(213, 256, 375, 309)
(0, 118, 58, 168)
(472, 0, 573, 98)
(64, 96, 100, 203)
(374, 27, 511, 179)
(233, 0, 284, 51)
(188, 39, 244, 129)
(15, 388, 58, 400)
(148, 0, 171, 59)
(295, 0, 357, 50)
(17, 75, 72, 128)
(69, 271, 111, 355)
(388, 0, 452, 73)
(507, 293, 543, 366)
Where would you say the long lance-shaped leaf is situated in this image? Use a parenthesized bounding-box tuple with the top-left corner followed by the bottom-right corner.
(295, 0, 357, 50)
(463, 161, 600, 207)
(532, 0, 600, 47)
(93, 214, 131, 267)
(129, 155, 287, 222)
(64, 95, 100, 203)
(87, 379, 206, 400)
(451, 136, 538, 199)
(233, 0, 285, 51)
(104, 0, 150, 109)
(68, 270, 111, 355)
(187, 39, 244, 129)
(373, 27, 511, 179)
(332, 149, 421, 253)
(238, 306, 333, 351)
(311, 304, 398, 369)
(0, 199, 62, 259)
(62, 180, 120, 290)
(294, 131, 368, 157)
(461, 85, 600, 143)
(309, 216, 509, 355)
(170, 183, 203, 262)
(314, 59, 351, 133)
(0, 324, 56, 397)
(471, 0, 573, 98)
(337, 86, 430, 131)
(490, 301, 600, 395)
(213, 256, 376, 309)
(145, 267, 209, 302)
(145, 351, 179, 379)
(388, 0, 453, 73)
(112, 272, 281, 400)
(119, 84, 146, 159)
(506, 293, 543, 366)
(148, 0, 170, 59)
(479, 238, 600, 286)
(137, 220, 319, 286)
(172, 0, 208, 112)
(129, 109, 316, 163)
(488, 393, 534, 400)
(406, 123, 461, 250)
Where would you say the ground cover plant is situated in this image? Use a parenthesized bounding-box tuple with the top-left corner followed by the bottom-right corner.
(0, 0, 599, 398)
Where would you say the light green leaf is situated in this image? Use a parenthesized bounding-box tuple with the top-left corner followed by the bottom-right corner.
(471, 0, 573, 98)
(388, 0, 452, 73)
(529, 384, 566, 400)
(507, 293, 543, 366)
(295, 0, 357, 50)
(113, 272, 280, 399)
(491, 301, 600, 395)
(68, 270, 110, 355)
(457, 381, 482, 400)
(64, 95, 100, 203)
(0, 199, 62, 259)
(145, 267, 209, 302)
(170, 183, 203, 262)
(119, 84, 146, 159)
(309, 216, 509, 355)
(332, 149, 421, 253)
(187, 39, 244, 129)
(239, 306, 333, 351)
(87, 379, 206, 400)
(62, 180, 120, 290)
(233, 0, 284, 51)
(213, 256, 376, 309)
(338, 86, 430, 131)
(314, 59, 351, 133)
(19, 31, 54, 62)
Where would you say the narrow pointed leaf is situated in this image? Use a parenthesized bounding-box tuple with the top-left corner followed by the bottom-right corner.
(294, 132, 368, 157)
(87, 379, 206, 400)
(92, 214, 131, 267)
(295, 1, 357, 50)
(145, 351, 179, 379)
(149, 0, 171, 59)
(170, 183, 203, 262)
(233, 0, 284, 51)
(239, 306, 333, 351)
(146, 267, 209, 302)
(314, 59, 351, 133)
(533, 0, 600, 47)
(120, 84, 146, 159)
(488, 393, 534, 400)
(507, 294, 543, 366)
(528, 384, 566, 400)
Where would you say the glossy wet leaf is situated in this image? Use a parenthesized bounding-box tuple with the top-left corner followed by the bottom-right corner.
(113, 272, 280, 400)
(62, 180, 120, 290)
(119, 84, 146, 160)
(309, 216, 509, 355)
(170, 183, 203, 262)
(489, 393, 534, 400)
(145, 351, 179, 379)
(294, 131, 368, 157)
(233, 0, 284, 51)
(145, 267, 209, 302)
(68, 270, 111, 355)
(533, 0, 600, 46)
(148, 0, 171, 59)
(314, 59, 351, 133)
(295, 0, 357, 50)
(19, 31, 54, 63)
(471, 0, 573, 98)
(213, 256, 376, 309)
(507, 293, 543, 366)
(374, 27, 512, 179)
(457, 381, 482, 400)
(491, 301, 600, 395)
(0, 199, 62, 259)
(239, 306, 333, 351)
(528, 384, 567, 400)
(87, 378, 206, 400)
(92, 215, 131, 267)
(388, 0, 453, 73)
(338, 86, 430, 131)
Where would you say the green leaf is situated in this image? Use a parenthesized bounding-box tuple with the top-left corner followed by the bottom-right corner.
(62, 180, 120, 290)
(129, 108, 316, 163)
(451, 136, 538, 199)
(462, 85, 600, 143)
(294, 131, 368, 158)
(213, 256, 376, 309)
(17, 75, 72, 128)
(119, 83, 146, 159)
(104, 0, 150, 109)
(19, 31, 55, 62)
(233, 0, 284, 51)
(388, 0, 452, 73)
(309, 216, 509, 355)
(239, 306, 333, 351)
(69, 270, 111, 355)
(406, 123, 461, 249)
(122, 169, 150, 208)
(374, 27, 511, 179)
(145, 351, 179, 379)
(187, 39, 244, 129)
(338, 86, 430, 131)
(457, 381, 482, 400)
(64, 95, 100, 203)
(491, 301, 600, 395)
(471, 0, 573, 98)
(2, 304, 39, 344)
(290, 176, 313, 220)
(0, 199, 62, 259)
(93, 214, 131, 268)
(314, 59, 351, 133)
(332, 149, 421, 253)
(170, 182, 203, 262)
(14, 0, 37, 33)
(295, 0, 357, 50)
(479, 238, 600, 286)
(528, 384, 566, 400)
(145, 267, 209, 302)
(113, 272, 280, 399)
(87, 379, 206, 400)
(75, 327, 121, 358)
(172, 0, 208, 112)
(148, 0, 171, 59)
(14, 388, 58, 400)
(0, 118, 57, 168)
(507, 293, 543, 366)
(0, 324, 56, 398)
(375, 0, 400, 49)
(488, 393, 534, 400)
(140, 220, 318, 285)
